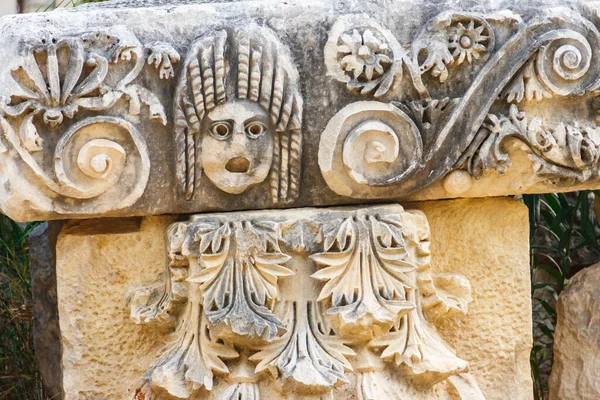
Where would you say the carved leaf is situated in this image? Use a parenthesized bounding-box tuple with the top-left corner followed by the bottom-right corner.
(370, 311, 468, 386)
(187, 220, 294, 341)
(250, 302, 354, 392)
(356, 371, 401, 400)
(219, 382, 260, 400)
(144, 308, 238, 398)
(420, 272, 473, 321)
(123, 84, 167, 125)
(446, 373, 486, 399)
(146, 41, 181, 79)
(502, 58, 551, 103)
(468, 104, 600, 181)
(19, 114, 43, 152)
(311, 216, 416, 338)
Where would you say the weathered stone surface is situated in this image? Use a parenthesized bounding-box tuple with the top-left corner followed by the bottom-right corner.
(55, 198, 531, 400)
(29, 222, 63, 400)
(1, 0, 600, 220)
(549, 263, 600, 400)
(413, 198, 532, 400)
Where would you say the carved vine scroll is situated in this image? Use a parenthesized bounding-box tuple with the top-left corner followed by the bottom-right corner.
(320, 9, 600, 198)
(130, 205, 482, 399)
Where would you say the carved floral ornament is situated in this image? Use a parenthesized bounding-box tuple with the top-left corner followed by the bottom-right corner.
(1, 8, 600, 217)
(320, 10, 600, 198)
(0, 26, 179, 214)
(129, 205, 482, 400)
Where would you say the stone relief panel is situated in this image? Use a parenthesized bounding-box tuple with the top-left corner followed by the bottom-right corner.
(1, 1, 600, 220)
(173, 26, 302, 204)
(0, 26, 177, 216)
(129, 205, 482, 399)
(319, 9, 600, 198)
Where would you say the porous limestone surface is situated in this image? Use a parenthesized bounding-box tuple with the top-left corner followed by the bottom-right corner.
(56, 198, 532, 400)
(2, 0, 600, 220)
(549, 264, 600, 400)
(414, 198, 532, 400)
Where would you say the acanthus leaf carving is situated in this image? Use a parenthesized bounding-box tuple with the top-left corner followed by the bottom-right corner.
(185, 219, 294, 341)
(249, 301, 354, 392)
(466, 104, 600, 183)
(143, 309, 239, 398)
(132, 205, 482, 399)
(310, 215, 418, 339)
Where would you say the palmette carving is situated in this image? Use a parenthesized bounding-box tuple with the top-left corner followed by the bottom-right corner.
(0, 28, 176, 214)
(131, 205, 482, 399)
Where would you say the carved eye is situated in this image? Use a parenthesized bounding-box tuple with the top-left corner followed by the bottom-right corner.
(245, 122, 267, 139)
(209, 122, 232, 140)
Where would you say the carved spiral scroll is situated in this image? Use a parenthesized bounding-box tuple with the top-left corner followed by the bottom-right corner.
(53, 117, 149, 206)
(319, 101, 422, 197)
(536, 30, 593, 96)
(330, 13, 600, 199)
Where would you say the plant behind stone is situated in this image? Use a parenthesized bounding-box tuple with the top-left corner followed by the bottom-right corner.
(0, 216, 41, 400)
(36, 0, 106, 12)
(524, 191, 600, 400)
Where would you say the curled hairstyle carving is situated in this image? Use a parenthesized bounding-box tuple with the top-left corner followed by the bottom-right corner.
(174, 26, 303, 204)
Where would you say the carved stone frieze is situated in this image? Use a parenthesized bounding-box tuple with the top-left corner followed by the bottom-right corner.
(0, 25, 176, 218)
(319, 8, 600, 198)
(129, 205, 481, 399)
(2, 1, 600, 220)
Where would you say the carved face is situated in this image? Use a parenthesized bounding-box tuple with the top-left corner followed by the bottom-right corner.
(201, 101, 273, 194)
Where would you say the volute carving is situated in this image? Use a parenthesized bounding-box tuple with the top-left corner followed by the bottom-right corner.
(130, 205, 482, 399)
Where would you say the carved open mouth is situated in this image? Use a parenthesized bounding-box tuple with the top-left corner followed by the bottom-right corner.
(225, 157, 251, 173)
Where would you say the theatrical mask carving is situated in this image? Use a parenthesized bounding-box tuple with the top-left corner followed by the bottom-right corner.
(174, 27, 303, 203)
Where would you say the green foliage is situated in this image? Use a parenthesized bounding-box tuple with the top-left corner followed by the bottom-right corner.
(524, 191, 600, 400)
(0, 216, 41, 400)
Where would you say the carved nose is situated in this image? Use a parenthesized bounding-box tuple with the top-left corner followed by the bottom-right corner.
(225, 157, 250, 173)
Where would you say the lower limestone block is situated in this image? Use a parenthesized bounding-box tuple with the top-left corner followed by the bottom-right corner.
(55, 198, 532, 399)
